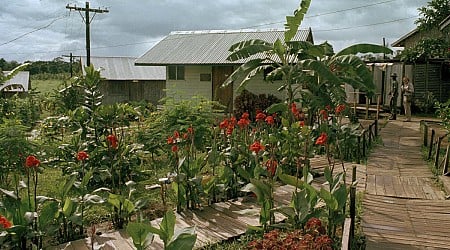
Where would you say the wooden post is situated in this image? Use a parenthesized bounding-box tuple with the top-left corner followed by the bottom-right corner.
(375, 119, 378, 137)
(357, 135, 361, 164)
(423, 121, 428, 147)
(350, 166, 357, 240)
(362, 130, 366, 158)
(434, 135, 443, 168)
(428, 129, 435, 160)
(365, 95, 369, 120)
(368, 124, 373, 146)
(443, 144, 449, 175)
(376, 94, 380, 121)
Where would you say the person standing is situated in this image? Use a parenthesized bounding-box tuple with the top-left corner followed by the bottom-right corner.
(389, 73, 399, 120)
(401, 76, 414, 121)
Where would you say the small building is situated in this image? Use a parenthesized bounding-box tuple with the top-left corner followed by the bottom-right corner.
(135, 29, 314, 111)
(80, 56, 166, 105)
(392, 28, 450, 108)
(1, 71, 30, 97)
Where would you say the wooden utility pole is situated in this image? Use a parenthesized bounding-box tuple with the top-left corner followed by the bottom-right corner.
(62, 53, 73, 77)
(66, 2, 108, 67)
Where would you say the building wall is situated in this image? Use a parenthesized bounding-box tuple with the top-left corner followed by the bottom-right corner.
(100, 80, 166, 105)
(166, 65, 212, 101)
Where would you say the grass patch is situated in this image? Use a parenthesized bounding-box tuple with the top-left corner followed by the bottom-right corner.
(31, 79, 64, 95)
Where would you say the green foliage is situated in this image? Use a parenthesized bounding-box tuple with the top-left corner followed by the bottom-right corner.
(436, 99, 450, 134)
(233, 90, 281, 119)
(400, 37, 450, 62)
(415, 0, 450, 31)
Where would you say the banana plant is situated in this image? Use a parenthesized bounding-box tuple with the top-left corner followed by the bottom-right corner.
(223, 0, 392, 124)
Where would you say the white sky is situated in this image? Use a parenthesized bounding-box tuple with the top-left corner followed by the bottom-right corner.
(0, 0, 429, 62)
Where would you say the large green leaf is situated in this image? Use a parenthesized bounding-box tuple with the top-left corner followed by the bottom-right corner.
(301, 59, 341, 85)
(160, 210, 176, 245)
(227, 39, 274, 61)
(284, 0, 311, 42)
(222, 59, 267, 93)
(336, 43, 392, 57)
(126, 222, 154, 250)
(167, 227, 197, 250)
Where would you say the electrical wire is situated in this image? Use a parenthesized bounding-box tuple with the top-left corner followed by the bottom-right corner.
(2, 0, 419, 58)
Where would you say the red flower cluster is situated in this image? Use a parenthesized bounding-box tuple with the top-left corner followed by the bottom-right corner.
(254, 110, 266, 123)
(335, 104, 346, 114)
(290, 103, 305, 121)
(315, 132, 328, 145)
(265, 115, 274, 125)
(319, 109, 328, 120)
(237, 112, 251, 128)
(25, 155, 40, 168)
(167, 130, 180, 152)
(265, 159, 278, 177)
(0, 215, 12, 229)
(76, 151, 89, 161)
(249, 141, 265, 154)
(220, 117, 237, 135)
(106, 134, 118, 149)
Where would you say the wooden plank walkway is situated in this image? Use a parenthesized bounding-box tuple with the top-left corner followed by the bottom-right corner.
(362, 117, 450, 250)
(55, 156, 366, 250)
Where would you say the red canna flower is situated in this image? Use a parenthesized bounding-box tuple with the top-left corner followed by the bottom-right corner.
(226, 126, 234, 136)
(0, 215, 12, 229)
(171, 145, 178, 152)
(229, 116, 237, 127)
(76, 151, 89, 161)
(219, 119, 229, 130)
(315, 132, 328, 145)
(265, 159, 278, 177)
(335, 104, 346, 114)
(107, 134, 118, 149)
(249, 141, 265, 154)
(325, 105, 332, 111)
(241, 112, 250, 119)
(237, 117, 250, 128)
(173, 130, 180, 139)
(265, 115, 274, 125)
(183, 133, 189, 140)
(255, 111, 266, 122)
(187, 126, 194, 134)
(319, 109, 328, 120)
(167, 136, 174, 144)
(299, 121, 305, 127)
(25, 155, 40, 168)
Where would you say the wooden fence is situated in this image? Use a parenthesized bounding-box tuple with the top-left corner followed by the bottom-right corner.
(420, 120, 449, 175)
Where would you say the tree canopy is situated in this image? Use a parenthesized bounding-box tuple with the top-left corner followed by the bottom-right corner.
(415, 0, 450, 31)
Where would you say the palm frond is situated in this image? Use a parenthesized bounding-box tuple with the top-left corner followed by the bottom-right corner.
(227, 39, 273, 61)
(284, 0, 311, 42)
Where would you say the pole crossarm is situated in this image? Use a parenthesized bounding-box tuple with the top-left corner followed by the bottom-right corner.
(66, 2, 109, 67)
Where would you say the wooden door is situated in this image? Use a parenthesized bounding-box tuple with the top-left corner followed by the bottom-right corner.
(212, 66, 234, 112)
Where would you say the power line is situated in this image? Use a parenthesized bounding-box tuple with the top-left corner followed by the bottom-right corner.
(314, 15, 418, 32)
(243, 0, 398, 29)
(3, 0, 416, 58)
(0, 14, 67, 47)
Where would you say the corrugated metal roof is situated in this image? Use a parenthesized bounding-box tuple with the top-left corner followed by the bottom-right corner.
(1, 71, 30, 92)
(135, 29, 313, 65)
(81, 56, 165, 80)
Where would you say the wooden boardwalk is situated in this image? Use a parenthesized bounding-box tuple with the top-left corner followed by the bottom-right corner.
(362, 117, 450, 250)
(55, 156, 365, 250)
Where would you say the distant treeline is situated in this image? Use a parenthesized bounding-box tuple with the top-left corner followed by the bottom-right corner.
(0, 57, 81, 75)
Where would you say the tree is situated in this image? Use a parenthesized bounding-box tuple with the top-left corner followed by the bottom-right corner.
(415, 0, 450, 31)
(223, 0, 391, 124)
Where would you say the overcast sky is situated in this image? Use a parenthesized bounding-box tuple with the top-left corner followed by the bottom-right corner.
(0, 0, 429, 63)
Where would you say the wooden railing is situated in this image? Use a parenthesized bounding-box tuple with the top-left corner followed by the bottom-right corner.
(421, 120, 449, 175)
